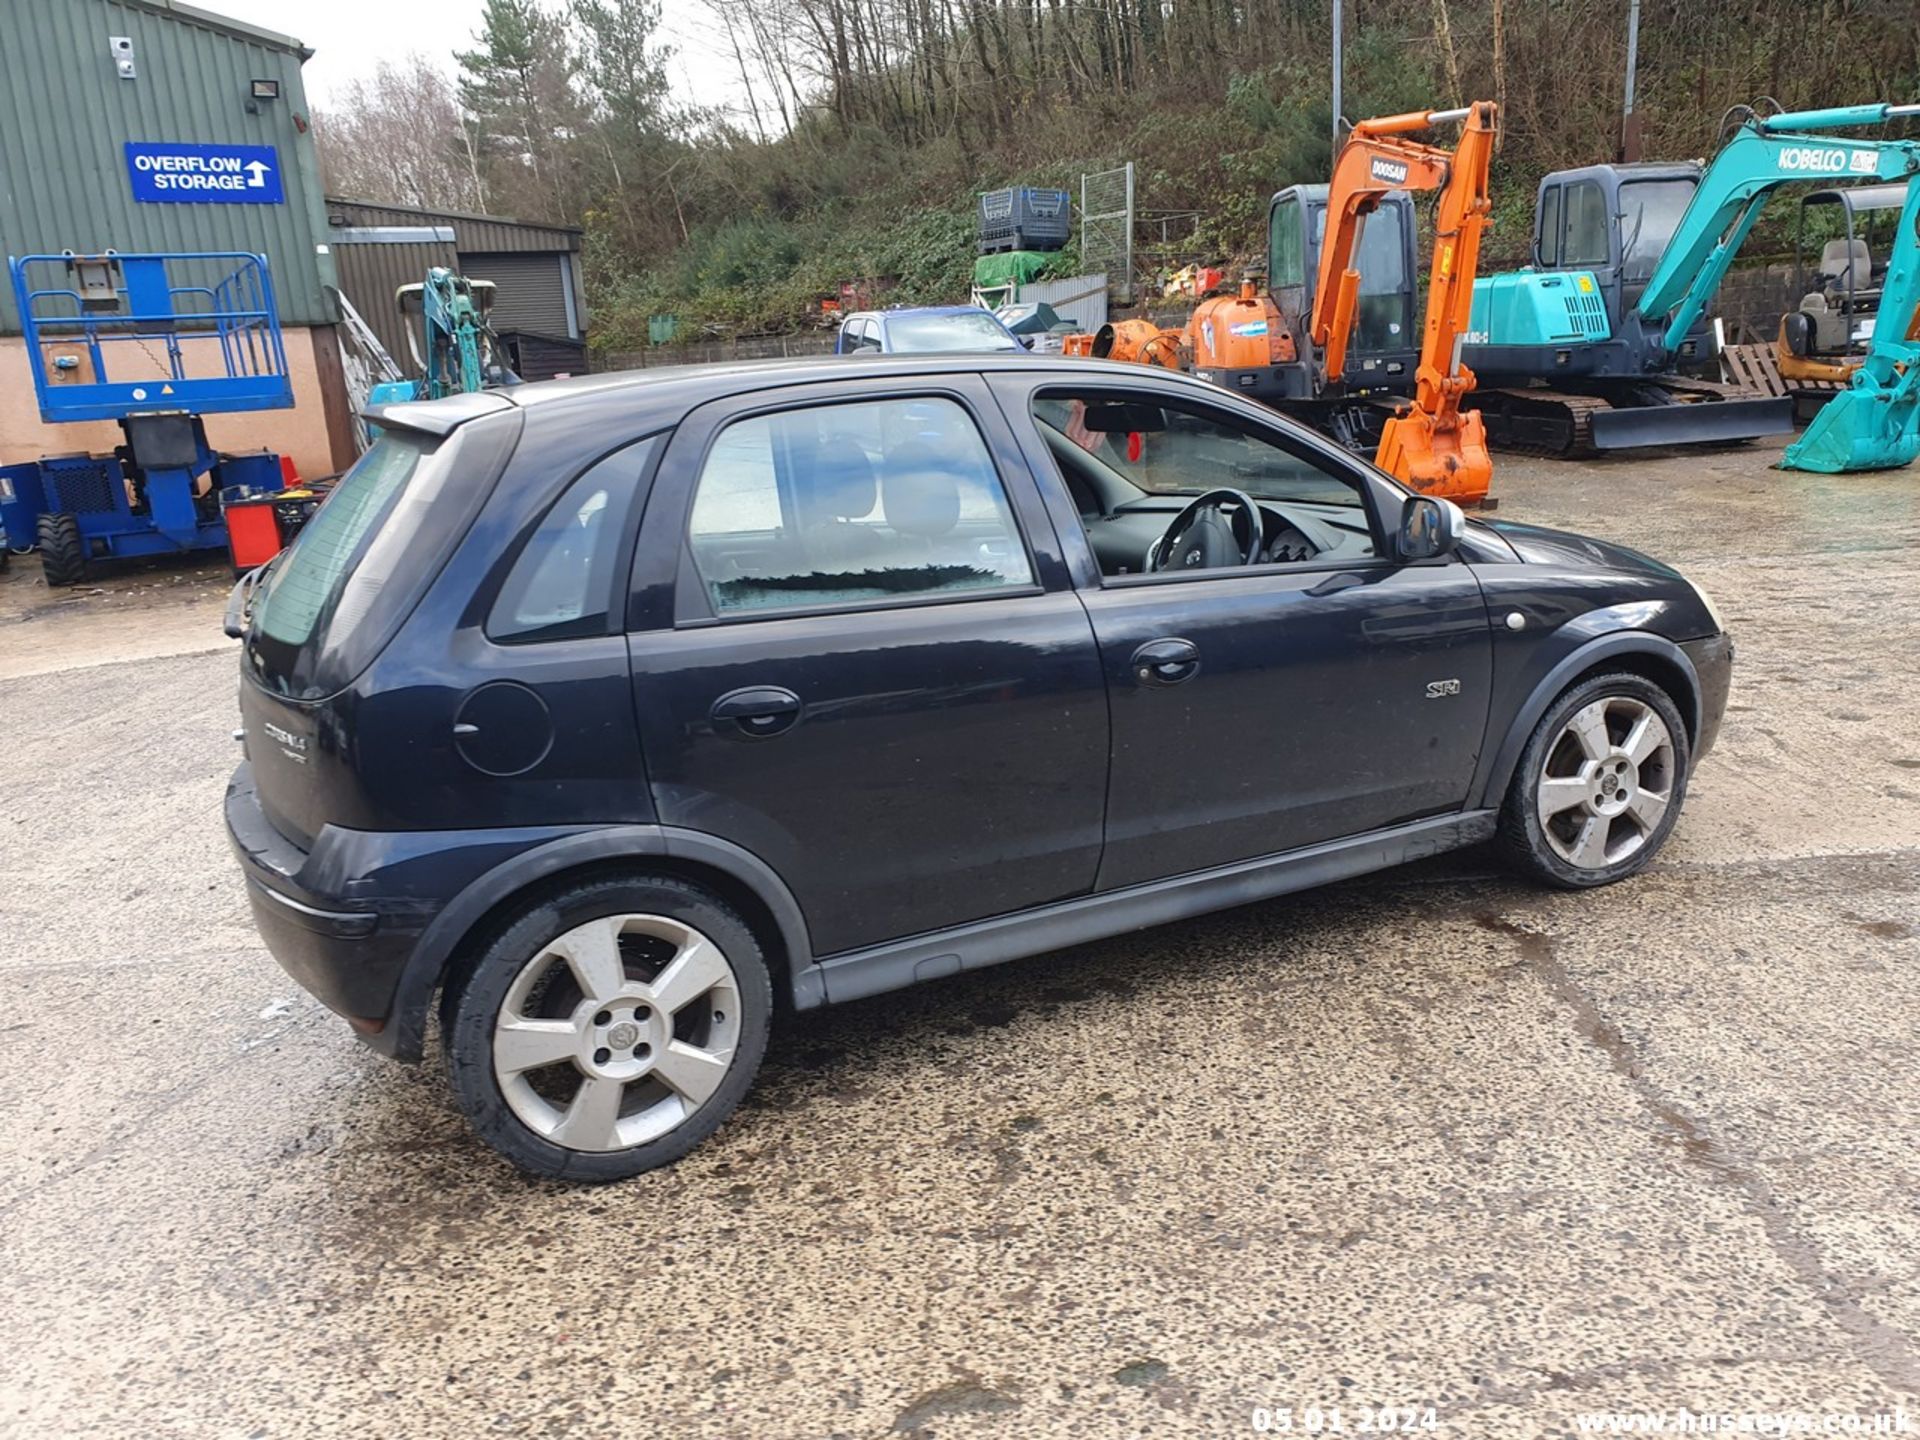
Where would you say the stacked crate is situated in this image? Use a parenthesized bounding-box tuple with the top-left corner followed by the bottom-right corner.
(978, 188, 1071, 254)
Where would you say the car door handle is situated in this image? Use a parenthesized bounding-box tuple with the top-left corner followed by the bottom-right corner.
(710, 686, 803, 739)
(1130, 638, 1201, 688)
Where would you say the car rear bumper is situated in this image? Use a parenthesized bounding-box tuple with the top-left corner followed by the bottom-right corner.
(1681, 631, 1733, 763)
(226, 763, 432, 1050)
(225, 762, 586, 1060)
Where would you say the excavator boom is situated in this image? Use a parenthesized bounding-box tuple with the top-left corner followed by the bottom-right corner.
(1312, 101, 1499, 504)
(1632, 101, 1920, 472)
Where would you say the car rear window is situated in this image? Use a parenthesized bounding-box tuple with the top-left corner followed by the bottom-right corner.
(244, 416, 516, 700)
(253, 436, 424, 649)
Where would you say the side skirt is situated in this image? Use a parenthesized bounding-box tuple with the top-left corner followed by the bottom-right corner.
(798, 809, 1497, 1009)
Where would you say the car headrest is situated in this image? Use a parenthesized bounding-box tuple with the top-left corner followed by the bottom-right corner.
(882, 442, 964, 538)
(802, 438, 877, 521)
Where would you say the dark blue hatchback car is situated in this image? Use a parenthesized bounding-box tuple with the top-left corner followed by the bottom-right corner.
(227, 355, 1731, 1179)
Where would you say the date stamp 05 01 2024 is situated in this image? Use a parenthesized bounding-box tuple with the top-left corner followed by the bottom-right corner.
(1251, 1406, 1440, 1433)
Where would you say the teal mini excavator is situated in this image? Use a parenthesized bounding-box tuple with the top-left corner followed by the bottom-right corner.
(1647, 101, 1920, 473)
(1465, 100, 1920, 469)
(369, 266, 515, 405)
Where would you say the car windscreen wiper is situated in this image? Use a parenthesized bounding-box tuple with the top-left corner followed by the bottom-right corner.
(222, 553, 281, 640)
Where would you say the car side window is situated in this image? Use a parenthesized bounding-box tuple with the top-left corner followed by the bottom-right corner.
(1030, 389, 1379, 578)
(687, 396, 1035, 616)
(488, 435, 657, 643)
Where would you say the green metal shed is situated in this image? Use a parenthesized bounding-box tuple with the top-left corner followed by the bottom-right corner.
(0, 0, 336, 332)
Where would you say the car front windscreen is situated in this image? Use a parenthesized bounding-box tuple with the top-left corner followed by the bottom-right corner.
(884, 312, 1023, 352)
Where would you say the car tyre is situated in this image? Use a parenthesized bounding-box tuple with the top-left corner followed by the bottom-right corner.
(443, 874, 772, 1181)
(1497, 672, 1690, 890)
(37, 513, 86, 587)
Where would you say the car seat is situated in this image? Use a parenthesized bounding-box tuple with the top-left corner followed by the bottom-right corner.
(797, 438, 879, 570)
(882, 442, 1019, 584)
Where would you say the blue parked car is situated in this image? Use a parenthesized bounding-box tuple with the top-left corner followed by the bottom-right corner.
(226, 354, 1731, 1181)
(835, 305, 1027, 354)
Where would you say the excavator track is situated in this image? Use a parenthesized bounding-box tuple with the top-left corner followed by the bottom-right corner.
(1477, 388, 1610, 457)
(1477, 378, 1790, 457)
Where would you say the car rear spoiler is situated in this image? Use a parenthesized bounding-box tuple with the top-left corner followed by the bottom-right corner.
(360, 389, 515, 438)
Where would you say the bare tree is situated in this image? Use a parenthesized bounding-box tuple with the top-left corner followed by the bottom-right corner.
(312, 55, 488, 211)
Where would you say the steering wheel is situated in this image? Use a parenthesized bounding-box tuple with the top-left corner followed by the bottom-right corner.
(1145, 488, 1264, 573)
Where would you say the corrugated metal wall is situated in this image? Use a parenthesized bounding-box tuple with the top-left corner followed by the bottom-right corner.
(1016, 273, 1109, 333)
(0, 0, 336, 332)
(327, 197, 586, 341)
(326, 198, 582, 257)
(331, 231, 459, 371)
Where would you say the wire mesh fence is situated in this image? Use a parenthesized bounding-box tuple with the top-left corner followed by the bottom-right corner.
(1080, 162, 1135, 305)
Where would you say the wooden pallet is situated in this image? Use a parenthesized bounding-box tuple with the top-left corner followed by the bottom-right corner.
(1721, 342, 1846, 421)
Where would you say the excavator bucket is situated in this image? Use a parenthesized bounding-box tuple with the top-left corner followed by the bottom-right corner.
(1780, 379, 1920, 473)
(1375, 407, 1494, 506)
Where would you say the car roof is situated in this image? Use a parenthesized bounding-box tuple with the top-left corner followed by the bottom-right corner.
(879, 305, 1000, 320)
(842, 305, 1001, 323)
(364, 354, 1232, 434)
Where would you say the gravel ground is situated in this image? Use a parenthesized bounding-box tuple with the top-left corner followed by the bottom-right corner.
(0, 437, 1916, 1438)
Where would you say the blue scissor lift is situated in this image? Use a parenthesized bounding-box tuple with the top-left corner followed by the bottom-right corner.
(2, 251, 293, 585)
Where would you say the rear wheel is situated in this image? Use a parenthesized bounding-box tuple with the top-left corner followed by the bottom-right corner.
(444, 875, 772, 1181)
(1498, 673, 1690, 889)
(36, 513, 86, 587)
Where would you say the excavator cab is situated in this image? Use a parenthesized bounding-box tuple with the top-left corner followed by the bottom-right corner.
(1460, 159, 1796, 454)
(1777, 183, 1907, 383)
(1466, 162, 1713, 385)
(1266, 184, 1420, 397)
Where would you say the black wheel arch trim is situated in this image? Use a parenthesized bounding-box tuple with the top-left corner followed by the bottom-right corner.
(1471, 628, 1703, 811)
(375, 824, 817, 1062)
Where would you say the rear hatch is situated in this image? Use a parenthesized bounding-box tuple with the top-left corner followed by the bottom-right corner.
(236, 405, 517, 847)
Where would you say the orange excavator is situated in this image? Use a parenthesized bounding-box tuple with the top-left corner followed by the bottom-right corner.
(1178, 102, 1499, 504)
(1319, 103, 1497, 504)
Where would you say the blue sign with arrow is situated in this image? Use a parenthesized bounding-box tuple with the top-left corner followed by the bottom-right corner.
(125, 142, 285, 204)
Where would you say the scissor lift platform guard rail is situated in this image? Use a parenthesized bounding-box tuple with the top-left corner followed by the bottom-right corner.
(1, 251, 293, 585)
(12, 250, 293, 421)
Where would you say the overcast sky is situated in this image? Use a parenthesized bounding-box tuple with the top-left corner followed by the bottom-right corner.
(199, 0, 750, 117)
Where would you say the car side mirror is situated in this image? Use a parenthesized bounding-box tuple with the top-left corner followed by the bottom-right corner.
(1398, 495, 1465, 562)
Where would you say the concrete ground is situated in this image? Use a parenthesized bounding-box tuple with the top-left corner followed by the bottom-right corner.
(1, 439, 1916, 1438)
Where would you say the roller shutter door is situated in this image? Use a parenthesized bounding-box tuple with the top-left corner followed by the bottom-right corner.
(460, 252, 577, 338)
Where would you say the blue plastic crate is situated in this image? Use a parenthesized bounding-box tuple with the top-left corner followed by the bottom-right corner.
(979, 188, 1071, 254)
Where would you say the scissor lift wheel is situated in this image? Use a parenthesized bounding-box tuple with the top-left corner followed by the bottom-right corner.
(36, 513, 86, 587)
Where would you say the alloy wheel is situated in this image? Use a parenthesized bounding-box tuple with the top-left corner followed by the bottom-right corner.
(492, 914, 741, 1152)
(1534, 695, 1676, 871)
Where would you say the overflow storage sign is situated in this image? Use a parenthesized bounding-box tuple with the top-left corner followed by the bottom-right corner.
(125, 142, 285, 204)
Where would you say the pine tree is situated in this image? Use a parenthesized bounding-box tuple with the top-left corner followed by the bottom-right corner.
(456, 0, 582, 222)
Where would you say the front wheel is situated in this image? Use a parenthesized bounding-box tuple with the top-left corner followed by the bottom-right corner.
(36, 513, 86, 587)
(443, 875, 772, 1180)
(1497, 673, 1690, 889)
